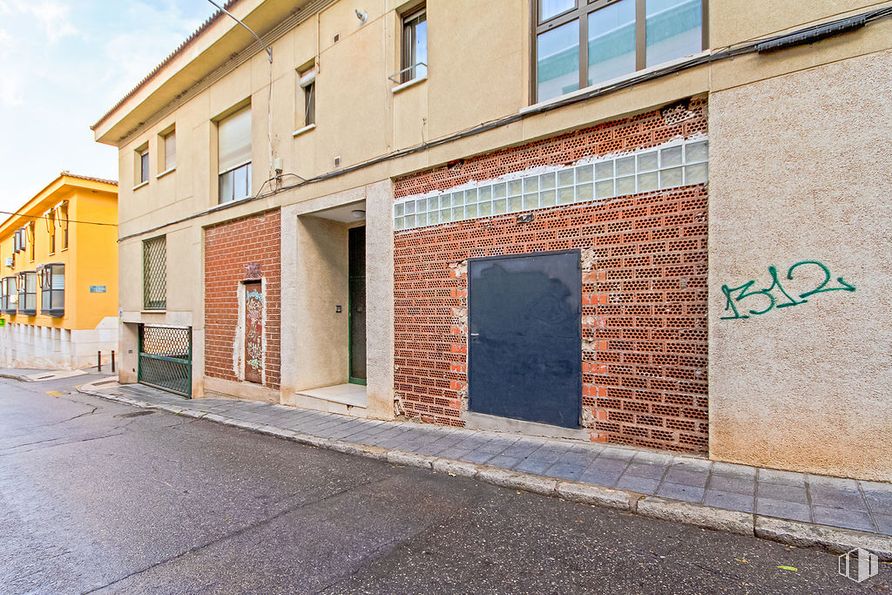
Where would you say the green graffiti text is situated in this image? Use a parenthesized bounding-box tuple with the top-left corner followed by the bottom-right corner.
(720, 260, 855, 320)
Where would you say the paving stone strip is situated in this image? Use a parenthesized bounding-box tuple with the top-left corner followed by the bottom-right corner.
(77, 380, 892, 560)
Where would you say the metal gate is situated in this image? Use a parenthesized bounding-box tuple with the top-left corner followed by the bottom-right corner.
(138, 325, 192, 398)
(468, 251, 582, 428)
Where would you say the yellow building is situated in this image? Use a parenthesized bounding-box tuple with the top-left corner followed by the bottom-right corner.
(0, 173, 119, 369)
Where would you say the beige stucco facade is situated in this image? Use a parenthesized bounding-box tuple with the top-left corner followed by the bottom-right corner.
(96, 0, 892, 479)
(709, 50, 892, 481)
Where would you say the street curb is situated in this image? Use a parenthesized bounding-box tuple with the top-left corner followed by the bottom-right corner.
(637, 496, 754, 536)
(76, 384, 892, 560)
(0, 373, 34, 382)
(754, 516, 892, 560)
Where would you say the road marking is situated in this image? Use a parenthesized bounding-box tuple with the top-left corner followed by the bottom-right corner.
(46, 391, 63, 398)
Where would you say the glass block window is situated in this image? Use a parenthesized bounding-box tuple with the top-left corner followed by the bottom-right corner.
(394, 138, 707, 231)
(40, 263, 64, 316)
(143, 236, 167, 311)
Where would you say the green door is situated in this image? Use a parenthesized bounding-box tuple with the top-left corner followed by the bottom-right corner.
(348, 227, 367, 385)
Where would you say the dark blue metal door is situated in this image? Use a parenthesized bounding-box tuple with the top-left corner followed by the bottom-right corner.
(468, 251, 582, 428)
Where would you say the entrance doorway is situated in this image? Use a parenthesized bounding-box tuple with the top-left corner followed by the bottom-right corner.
(468, 251, 581, 428)
(348, 226, 366, 384)
(138, 325, 192, 398)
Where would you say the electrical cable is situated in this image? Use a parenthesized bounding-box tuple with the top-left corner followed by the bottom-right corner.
(115, 4, 892, 243)
(0, 211, 116, 227)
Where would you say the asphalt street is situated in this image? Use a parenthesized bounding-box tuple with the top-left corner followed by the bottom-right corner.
(0, 375, 889, 594)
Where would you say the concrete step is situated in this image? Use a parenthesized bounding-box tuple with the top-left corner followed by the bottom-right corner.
(292, 383, 368, 418)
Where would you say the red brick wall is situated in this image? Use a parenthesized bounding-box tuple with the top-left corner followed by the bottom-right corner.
(393, 100, 708, 453)
(204, 210, 281, 390)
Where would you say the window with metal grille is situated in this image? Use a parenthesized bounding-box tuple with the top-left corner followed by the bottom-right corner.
(0, 277, 16, 313)
(533, 0, 707, 103)
(40, 263, 64, 316)
(143, 236, 167, 310)
(17, 271, 37, 315)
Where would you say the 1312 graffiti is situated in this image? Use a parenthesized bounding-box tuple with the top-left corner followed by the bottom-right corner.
(720, 260, 855, 320)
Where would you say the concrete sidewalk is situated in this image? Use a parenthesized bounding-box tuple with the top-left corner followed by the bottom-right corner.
(77, 379, 892, 559)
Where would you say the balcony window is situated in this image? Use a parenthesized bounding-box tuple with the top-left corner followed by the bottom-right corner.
(218, 107, 252, 204)
(533, 0, 705, 103)
(17, 271, 37, 315)
(40, 263, 64, 317)
(0, 277, 16, 313)
(401, 6, 427, 83)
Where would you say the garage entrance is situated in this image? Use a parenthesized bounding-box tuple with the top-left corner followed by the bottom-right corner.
(468, 251, 581, 428)
(138, 325, 192, 398)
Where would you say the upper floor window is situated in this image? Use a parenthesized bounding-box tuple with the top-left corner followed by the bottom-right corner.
(297, 67, 316, 128)
(46, 209, 56, 255)
(401, 6, 428, 83)
(58, 202, 69, 250)
(27, 222, 35, 261)
(13, 227, 25, 253)
(218, 107, 252, 204)
(143, 235, 167, 311)
(162, 129, 176, 172)
(40, 263, 64, 317)
(136, 145, 150, 185)
(533, 0, 705, 103)
(17, 271, 36, 315)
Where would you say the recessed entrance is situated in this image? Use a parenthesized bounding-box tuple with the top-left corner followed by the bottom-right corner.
(468, 251, 582, 428)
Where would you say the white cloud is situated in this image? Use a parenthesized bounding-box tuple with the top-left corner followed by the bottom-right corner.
(0, 1, 217, 210)
(4, 1, 78, 43)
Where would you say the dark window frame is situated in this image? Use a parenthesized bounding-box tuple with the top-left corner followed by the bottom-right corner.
(139, 148, 150, 184)
(400, 6, 428, 83)
(17, 271, 37, 315)
(39, 263, 65, 317)
(303, 79, 316, 126)
(0, 276, 16, 313)
(531, 0, 709, 103)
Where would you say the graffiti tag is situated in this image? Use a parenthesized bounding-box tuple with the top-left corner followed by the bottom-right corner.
(720, 260, 855, 320)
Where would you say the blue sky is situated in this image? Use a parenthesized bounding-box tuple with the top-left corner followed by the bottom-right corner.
(0, 1, 218, 213)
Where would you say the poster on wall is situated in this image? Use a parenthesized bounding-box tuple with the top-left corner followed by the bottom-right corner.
(244, 282, 263, 384)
